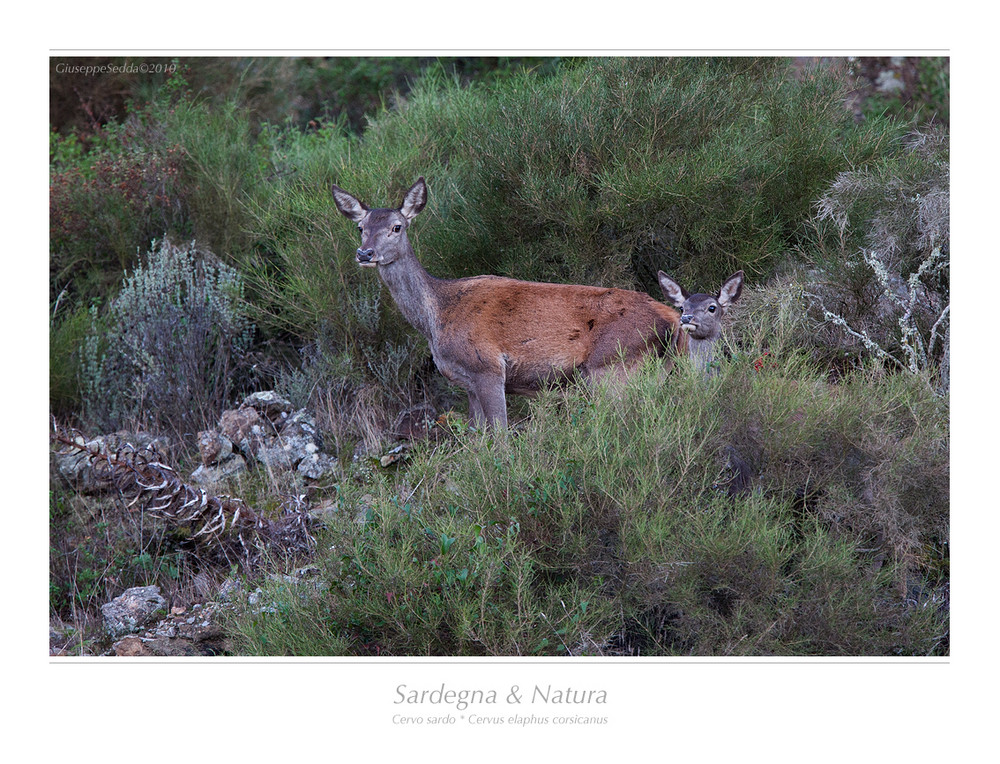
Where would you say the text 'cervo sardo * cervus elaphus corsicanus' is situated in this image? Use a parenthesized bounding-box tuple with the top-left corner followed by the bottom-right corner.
(331, 177, 688, 428)
(657, 270, 744, 375)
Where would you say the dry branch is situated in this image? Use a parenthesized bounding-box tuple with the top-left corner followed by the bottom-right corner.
(51, 422, 316, 567)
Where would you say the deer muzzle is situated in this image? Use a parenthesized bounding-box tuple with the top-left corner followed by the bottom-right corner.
(356, 248, 377, 266)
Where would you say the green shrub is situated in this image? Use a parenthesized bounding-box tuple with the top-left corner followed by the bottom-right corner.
(237, 57, 910, 423)
(419, 57, 906, 290)
(160, 95, 265, 258)
(49, 123, 188, 309)
(50, 301, 92, 419)
(80, 238, 254, 439)
(226, 346, 948, 656)
(50, 64, 268, 314)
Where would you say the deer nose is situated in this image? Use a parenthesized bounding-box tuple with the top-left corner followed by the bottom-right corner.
(681, 314, 694, 324)
(356, 248, 374, 263)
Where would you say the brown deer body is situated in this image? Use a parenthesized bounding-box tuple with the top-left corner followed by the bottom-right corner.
(332, 177, 686, 427)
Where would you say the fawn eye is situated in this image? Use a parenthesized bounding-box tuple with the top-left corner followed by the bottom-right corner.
(357, 225, 363, 233)
(392, 224, 402, 233)
(708, 305, 717, 313)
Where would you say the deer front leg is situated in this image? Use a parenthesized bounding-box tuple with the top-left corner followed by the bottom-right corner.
(436, 349, 508, 429)
(470, 374, 508, 429)
(467, 389, 486, 427)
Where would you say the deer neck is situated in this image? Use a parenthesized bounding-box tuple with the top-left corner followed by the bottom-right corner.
(687, 336, 718, 375)
(378, 250, 441, 340)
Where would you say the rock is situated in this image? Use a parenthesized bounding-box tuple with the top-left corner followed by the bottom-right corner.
(240, 391, 295, 423)
(112, 636, 150, 657)
(297, 452, 338, 480)
(197, 429, 233, 466)
(123, 431, 173, 454)
(101, 586, 168, 640)
(52, 435, 103, 491)
(219, 406, 263, 449)
(210, 397, 337, 479)
(216, 577, 243, 602)
(875, 68, 906, 94)
(190, 454, 247, 485)
(248, 408, 335, 477)
(379, 443, 410, 468)
(280, 409, 319, 439)
(52, 431, 172, 493)
(110, 600, 231, 656)
(255, 438, 304, 471)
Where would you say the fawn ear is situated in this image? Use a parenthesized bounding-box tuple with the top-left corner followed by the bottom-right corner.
(400, 177, 428, 220)
(718, 271, 744, 308)
(657, 271, 688, 309)
(331, 184, 368, 222)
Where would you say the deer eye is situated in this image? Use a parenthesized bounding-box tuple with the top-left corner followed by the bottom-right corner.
(708, 305, 717, 313)
(357, 224, 363, 233)
(391, 224, 402, 233)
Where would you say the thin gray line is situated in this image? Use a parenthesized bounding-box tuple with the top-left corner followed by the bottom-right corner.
(51, 659, 950, 665)
(48, 49, 951, 53)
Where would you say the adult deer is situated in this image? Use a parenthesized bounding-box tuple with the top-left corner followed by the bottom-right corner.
(332, 177, 687, 428)
(657, 270, 745, 375)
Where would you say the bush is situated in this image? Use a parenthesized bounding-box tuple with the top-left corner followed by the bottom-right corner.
(236, 57, 911, 431)
(50, 123, 188, 308)
(50, 301, 91, 420)
(225, 349, 948, 656)
(419, 57, 905, 290)
(80, 238, 254, 440)
(802, 127, 950, 392)
(50, 64, 269, 314)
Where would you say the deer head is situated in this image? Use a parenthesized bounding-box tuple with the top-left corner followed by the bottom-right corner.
(657, 270, 744, 374)
(657, 270, 744, 341)
(331, 177, 427, 268)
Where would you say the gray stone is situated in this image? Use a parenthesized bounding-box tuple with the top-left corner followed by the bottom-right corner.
(190, 454, 247, 485)
(197, 429, 233, 466)
(240, 391, 295, 422)
(101, 586, 168, 640)
(297, 452, 339, 480)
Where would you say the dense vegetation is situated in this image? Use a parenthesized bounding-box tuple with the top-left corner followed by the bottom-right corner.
(49, 56, 949, 656)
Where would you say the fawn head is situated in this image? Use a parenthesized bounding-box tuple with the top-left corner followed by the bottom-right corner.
(331, 177, 428, 267)
(657, 270, 744, 341)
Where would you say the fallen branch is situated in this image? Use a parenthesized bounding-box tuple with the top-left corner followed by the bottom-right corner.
(51, 421, 316, 567)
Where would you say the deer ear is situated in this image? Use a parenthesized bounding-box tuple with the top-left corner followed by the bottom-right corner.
(400, 177, 428, 220)
(657, 271, 688, 309)
(718, 271, 744, 308)
(331, 184, 368, 222)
